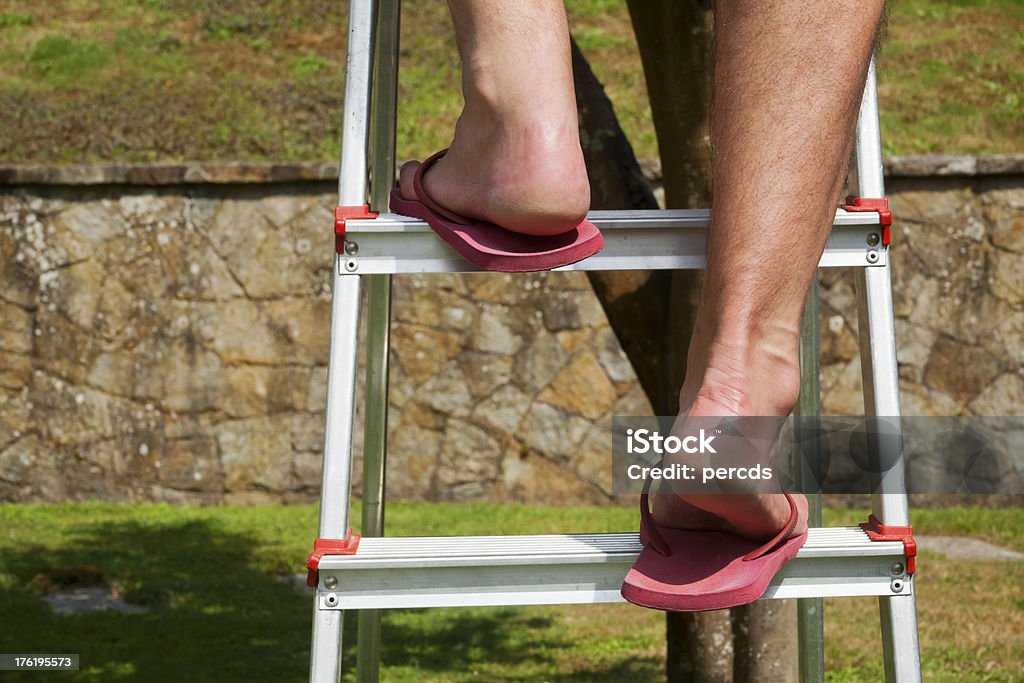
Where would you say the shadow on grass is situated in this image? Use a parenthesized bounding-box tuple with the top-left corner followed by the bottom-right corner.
(0, 515, 660, 682)
(374, 608, 660, 682)
(0, 517, 311, 682)
(375, 610, 557, 669)
(371, 610, 563, 680)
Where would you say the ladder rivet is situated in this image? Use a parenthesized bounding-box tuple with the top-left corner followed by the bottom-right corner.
(344, 258, 358, 272)
(890, 562, 904, 575)
(345, 241, 359, 255)
(325, 592, 339, 607)
(866, 250, 879, 264)
(890, 580, 903, 593)
(867, 232, 881, 247)
(323, 575, 338, 589)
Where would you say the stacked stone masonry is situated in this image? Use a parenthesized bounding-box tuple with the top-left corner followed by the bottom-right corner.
(0, 156, 1021, 503)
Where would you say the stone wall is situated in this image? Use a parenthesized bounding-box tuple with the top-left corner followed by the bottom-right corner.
(822, 160, 1024, 419)
(0, 156, 1021, 504)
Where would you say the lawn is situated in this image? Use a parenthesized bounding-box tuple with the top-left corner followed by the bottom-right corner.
(0, 0, 1020, 164)
(0, 501, 1022, 682)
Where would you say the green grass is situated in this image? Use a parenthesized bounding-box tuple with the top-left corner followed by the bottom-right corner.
(877, 0, 1024, 156)
(0, 0, 1019, 163)
(28, 35, 112, 86)
(0, 501, 1022, 681)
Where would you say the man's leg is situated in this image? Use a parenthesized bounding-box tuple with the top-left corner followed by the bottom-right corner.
(398, 0, 590, 236)
(655, 0, 886, 537)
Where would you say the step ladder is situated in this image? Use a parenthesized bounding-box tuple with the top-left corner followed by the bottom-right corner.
(306, 1, 922, 681)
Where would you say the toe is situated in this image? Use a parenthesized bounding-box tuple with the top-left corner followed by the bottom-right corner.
(398, 160, 422, 200)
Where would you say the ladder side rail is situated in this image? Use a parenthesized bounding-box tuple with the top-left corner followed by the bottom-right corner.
(360, 0, 399, 567)
(357, 2, 401, 680)
(356, 276, 390, 683)
(852, 56, 923, 683)
(337, 0, 377, 206)
(311, 270, 363, 683)
(311, 1, 378, 682)
(321, 0, 376, 565)
(852, 57, 909, 529)
(795, 281, 825, 683)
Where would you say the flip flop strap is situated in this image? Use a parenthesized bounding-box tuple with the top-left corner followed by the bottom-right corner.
(411, 149, 470, 225)
(639, 463, 673, 557)
(741, 493, 800, 562)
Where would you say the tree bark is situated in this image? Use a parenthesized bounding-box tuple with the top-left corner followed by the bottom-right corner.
(666, 609, 733, 683)
(570, 38, 678, 415)
(573, 4, 799, 681)
(623, 0, 710, 420)
(624, 0, 713, 208)
(619, 4, 734, 681)
(732, 601, 798, 682)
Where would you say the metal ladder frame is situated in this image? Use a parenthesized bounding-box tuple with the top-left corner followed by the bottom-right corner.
(308, 1, 922, 681)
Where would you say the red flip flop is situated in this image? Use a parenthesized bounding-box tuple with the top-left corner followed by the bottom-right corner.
(388, 150, 603, 272)
(621, 478, 807, 612)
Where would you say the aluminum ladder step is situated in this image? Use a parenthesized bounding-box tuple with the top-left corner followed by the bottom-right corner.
(340, 209, 888, 274)
(315, 527, 911, 610)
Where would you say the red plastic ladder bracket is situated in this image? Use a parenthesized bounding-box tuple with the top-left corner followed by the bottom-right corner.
(859, 514, 917, 574)
(843, 197, 892, 246)
(306, 529, 362, 588)
(335, 205, 378, 254)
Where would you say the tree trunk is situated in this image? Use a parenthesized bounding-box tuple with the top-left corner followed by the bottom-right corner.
(666, 609, 733, 683)
(570, 38, 677, 414)
(573, 4, 798, 681)
(625, 0, 713, 207)
(619, 4, 732, 681)
(732, 602, 799, 682)
(572, 37, 727, 681)
(622, 0, 710, 418)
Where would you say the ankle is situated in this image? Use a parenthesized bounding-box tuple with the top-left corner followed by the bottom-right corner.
(685, 335, 802, 417)
(462, 64, 575, 125)
(443, 106, 590, 233)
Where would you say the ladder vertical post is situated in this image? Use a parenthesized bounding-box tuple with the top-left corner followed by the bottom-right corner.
(795, 279, 825, 683)
(310, 0, 377, 681)
(309, 273, 361, 683)
(355, 276, 390, 683)
(336, 0, 377, 207)
(851, 57, 922, 683)
(355, 2, 400, 682)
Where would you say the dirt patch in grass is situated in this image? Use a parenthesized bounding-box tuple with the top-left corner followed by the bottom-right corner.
(29, 564, 105, 594)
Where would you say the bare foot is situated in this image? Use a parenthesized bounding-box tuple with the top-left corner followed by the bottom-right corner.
(652, 476, 808, 542)
(651, 489, 736, 534)
(398, 102, 591, 236)
(395, 0, 589, 236)
(651, 340, 808, 543)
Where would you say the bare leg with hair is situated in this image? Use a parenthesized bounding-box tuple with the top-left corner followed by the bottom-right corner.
(398, 0, 590, 236)
(411, 0, 885, 542)
(653, 0, 886, 539)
